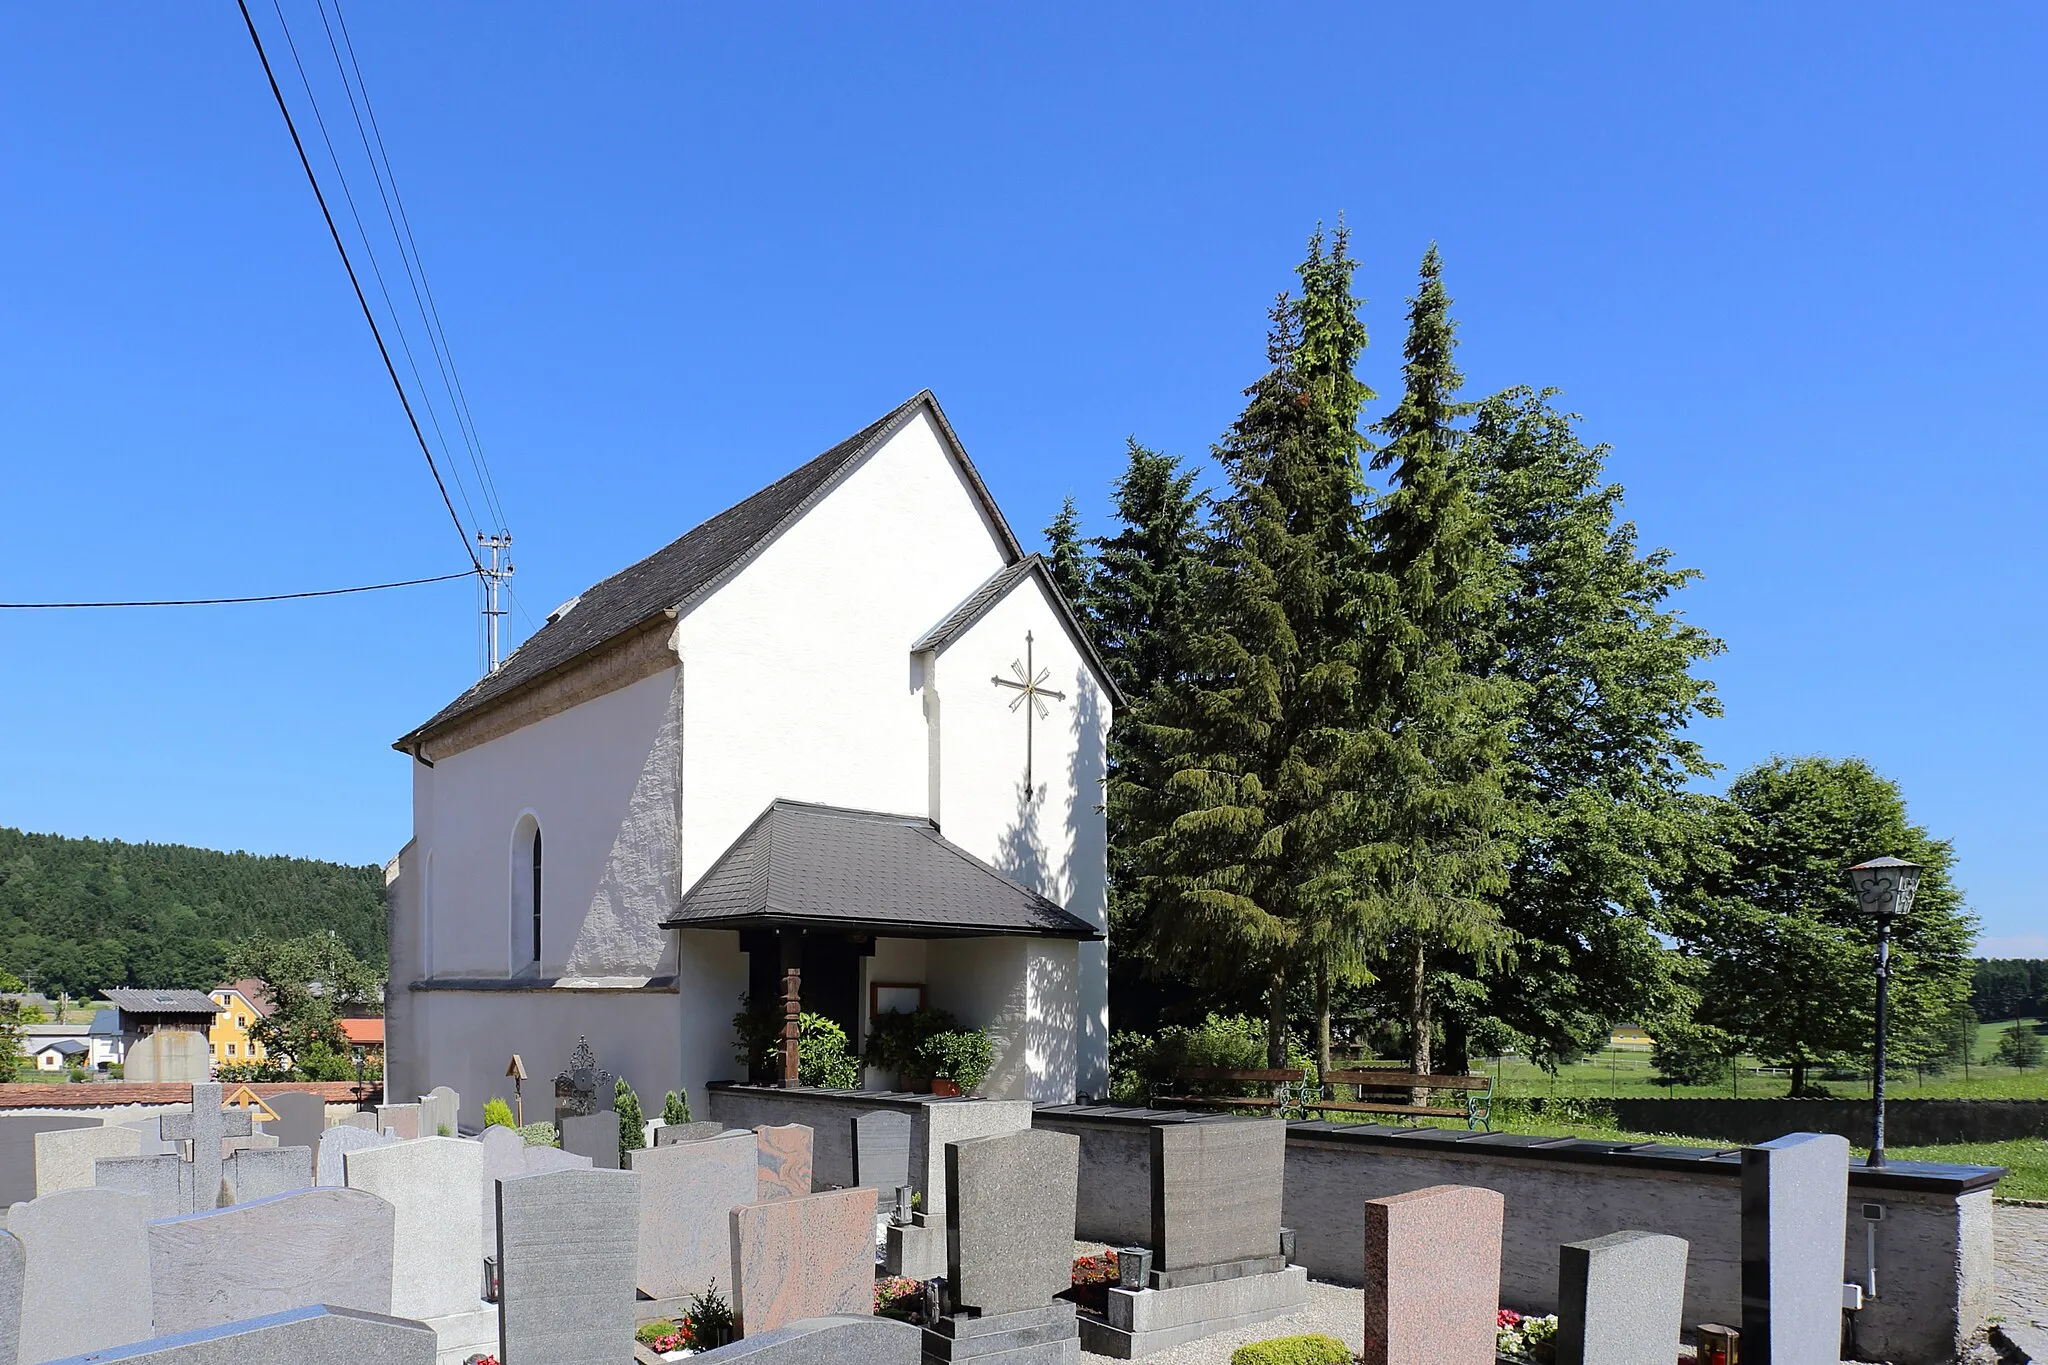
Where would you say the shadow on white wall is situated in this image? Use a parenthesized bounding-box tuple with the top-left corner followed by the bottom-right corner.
(564, 670, 683, 981)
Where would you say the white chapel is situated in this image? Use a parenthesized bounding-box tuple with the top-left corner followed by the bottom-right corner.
(383, 393, 1116, 1126)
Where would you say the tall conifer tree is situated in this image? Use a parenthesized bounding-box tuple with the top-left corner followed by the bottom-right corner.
(1355, 246, 1514, 1076)
(1135, 226, 1375, 1063)
(1042, 497, 1091, 608)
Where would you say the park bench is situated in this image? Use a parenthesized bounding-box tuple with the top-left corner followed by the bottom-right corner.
(1151, 1066, 1311, 1116)
(1307, 1068, 1495, 1130)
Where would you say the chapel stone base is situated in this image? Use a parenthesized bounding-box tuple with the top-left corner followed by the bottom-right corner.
(922, 1301, 1081, 1365)
(1076, 1264, 1308, 1359)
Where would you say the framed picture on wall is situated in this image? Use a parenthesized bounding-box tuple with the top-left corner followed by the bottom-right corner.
(870, 982, 926, 1018)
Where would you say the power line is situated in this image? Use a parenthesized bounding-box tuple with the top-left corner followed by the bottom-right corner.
(233, 0, 483, 577)
(1, 570, 473, 610)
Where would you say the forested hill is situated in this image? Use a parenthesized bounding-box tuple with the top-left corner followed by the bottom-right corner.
(0, 827, 386, 997)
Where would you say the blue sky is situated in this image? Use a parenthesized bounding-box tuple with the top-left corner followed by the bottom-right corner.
(1, 6, 2041, 953)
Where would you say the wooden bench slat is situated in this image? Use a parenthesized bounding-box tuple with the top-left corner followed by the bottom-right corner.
(1153, 1095, 1285, 1110)
(1307, 1100, 1468, 1118)
(1172, 1067, 1307, 1082)
(1325, 1070, 1491, 1090)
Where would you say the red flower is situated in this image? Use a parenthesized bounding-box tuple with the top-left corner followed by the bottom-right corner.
(1498, 1309, 1522, 1328)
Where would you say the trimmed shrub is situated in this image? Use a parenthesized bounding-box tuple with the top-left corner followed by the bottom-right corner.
(1229, 1334, 1351, 1365)
(616, 1077, 646, 1163)
(662, 1089, 691, 1126)
(482, 1097, 517, 1129)
(515, 1121, 558, 1147)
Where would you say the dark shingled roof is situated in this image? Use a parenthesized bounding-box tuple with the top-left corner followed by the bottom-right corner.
(911, 555, 1125, 708)
(662, 799, 1101, 940)
(398, 391, 1025, 748)
(101, 988, 221, 1017)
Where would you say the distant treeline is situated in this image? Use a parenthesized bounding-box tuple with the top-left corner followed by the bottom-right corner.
(0, 827, 387, 998)
(1972, 958, 2048, 1021)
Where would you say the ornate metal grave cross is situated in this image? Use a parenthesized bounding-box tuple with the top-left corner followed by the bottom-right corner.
(991, 631, 1066, 791)
(552, 1036, 613, 1122)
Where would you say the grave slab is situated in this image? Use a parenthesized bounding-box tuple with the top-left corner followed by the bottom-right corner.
(1556, 1230, 1688, 1365)
(1079, 1264, 1307, 1359)
(0, 1114, 96, 1204)
(345, 1135, 484, 1321)
(911, 1101, 1032, 1224)
(1360, 1184, 1502, 1365)
(315, 1124, 397, 1186)
(1741, 1132, 1850, 1365)
(148, 1186, 396, 1334)
(656, 1120, 727, 1145)
(36, 1121, 142, 1196)
(561, 1109, 621, 1168)
(496, 1166, 639, 1365)
(626, 1130, 757, 1300)
(96, 1154, 186, 1219)
(376, 1103, 422, 1140)
(689, 1313, 921, 1365)
(924, 1301, 1081, 1364)
(1150, 1119, 1286, 1275)
(730, 1185, 878, 1336)
(32, 1303, 436, 1365)
(0, 1228, 19, 1365)
(262, 1091, 327, 1153)
(12, 1186, 154, 1362)
(755, 1123, 814, 1201)
(852, 1110, 912, 1190)
(336, 1110, 378, 1131)
(222, 1145, 312, 1204)
(947, 1128, 1079, 1317)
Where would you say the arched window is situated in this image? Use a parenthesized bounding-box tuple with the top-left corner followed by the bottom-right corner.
(512, 815, 543, 972)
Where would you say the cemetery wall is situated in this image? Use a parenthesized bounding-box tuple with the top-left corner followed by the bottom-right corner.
(1604, 1096, 2048, 1145)
(707, 1084, 927, 1187)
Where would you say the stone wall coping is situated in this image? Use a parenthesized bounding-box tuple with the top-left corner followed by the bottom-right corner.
(0, 1081, 382, 1110)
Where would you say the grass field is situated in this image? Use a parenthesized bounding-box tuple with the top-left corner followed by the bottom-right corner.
(1473, 1018, 2047, 1102)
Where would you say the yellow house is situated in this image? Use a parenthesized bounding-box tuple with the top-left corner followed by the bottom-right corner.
(1610, 1021, 1654, 1050)
(208, 979, 273, 1069)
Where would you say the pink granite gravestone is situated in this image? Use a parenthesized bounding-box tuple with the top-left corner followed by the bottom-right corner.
(1361, 1183, 1504, 1365)
(753, 1123, 814, 1202)
(729, 1186, 877, 1336)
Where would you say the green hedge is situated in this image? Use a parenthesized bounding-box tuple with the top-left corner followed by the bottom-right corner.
(1228, 1334, 1352, 1365)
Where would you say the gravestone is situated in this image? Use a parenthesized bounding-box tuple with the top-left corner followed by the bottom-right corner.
(626, 1130, 757, 1300)
(1150, 1119, 1287, 1278)
(338, 1110, 378, 1131)
(12, 1186, 154, 1362)
(479, 1125, 527, 1255)
(263, 1091, 327, 1153)
(123, 1116, 179, 1156)
(316, 1124, 397, 1186)
(0, 1228, 20, 1365)
(730, 1185, 878, 1336)
(552, 1036, 613, 1125)
(852, 1110, 912, 1191)
(656, 1120, 726, 1146)
(1741, 1132, 1850, 1365)
(222, 1145, 313, 1204)
(1556, 1230, 1688, 1365)
(220, 1132, 279, 1162)
(345, 1135, 483, 1321)
(0, 1114, 96, 1204)
(1361, 1184, 1503, 1365)
(36, 1121, 142, 1196)
(911, 1100, 1032, 1223)
(32, 1304, 437, 1365)
(496, 1166, 639, 1365)
(162, 1082, 253, 1214)
(687, 1313, 922, 1364)
(148, 1186, 396, 1334)
(946, 1128, 1080, 1316)
(376, 1103, 422, 1140)
(755, 1123, 814, 1201)
(421, 1085, 461, 1137)
(96, 1153, 186, 1219)
(561, 1109, 621, 1169)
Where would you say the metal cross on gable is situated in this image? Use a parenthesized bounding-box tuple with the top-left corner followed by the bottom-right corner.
(991, 630, 1067, 792)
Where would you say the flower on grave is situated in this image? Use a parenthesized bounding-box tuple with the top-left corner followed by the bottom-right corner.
(875, 1275, 927, 1322)
(1496, 1311, 1559, 1363)
(1070, 1250, 1120, 1286)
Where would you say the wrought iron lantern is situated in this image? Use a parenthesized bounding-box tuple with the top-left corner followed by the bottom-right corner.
(1845, 855, 1922, 921)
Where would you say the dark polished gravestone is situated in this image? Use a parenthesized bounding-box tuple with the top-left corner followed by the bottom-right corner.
(852, 1110, 911, 1191)
(497, 1166, 640, 1365)
(1149, 1119, 1288, 1282)
(927, 1127, 1084, 1365)
(1556, 1230, 1688, 1365)
(33, 1304, 437, 1365)
(1741, 1133, 1850, 1365)
(262, 1090, 328, 1153)
(561, 1110, 622, 1169)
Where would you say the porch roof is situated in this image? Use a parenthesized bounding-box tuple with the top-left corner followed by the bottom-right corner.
(661, 799, 1101, 941)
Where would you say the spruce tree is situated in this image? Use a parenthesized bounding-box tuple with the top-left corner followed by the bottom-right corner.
(1042, 497, 1091, 607)
(1136, 225, 1375, 1064)
(1355, 245, 1514, 1077)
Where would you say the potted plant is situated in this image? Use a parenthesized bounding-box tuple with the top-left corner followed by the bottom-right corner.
(863, 1006, 960, 1092)
(917, 1029, 993, 1097)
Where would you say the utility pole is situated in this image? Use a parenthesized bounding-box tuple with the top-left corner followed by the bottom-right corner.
(478, 532, 514, 675)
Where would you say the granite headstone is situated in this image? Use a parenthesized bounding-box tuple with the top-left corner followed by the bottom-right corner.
(221, 1146, 313, 1205)
(148, 1186, 396, 1334)
(626, 1130, 757, 1299)
(1361, 1184, 1503, 1365)
(687, 1313, 921, 1365)
(36, 1121, 142, 1196)
(0, 1114, 96, 1204)
(911, 1100, 1032, 1223)
(11, 1186, 154, 1362)
(32, 1304, 437, 1365)
(1556, 1230, 1688, 1365)
(316, 1124, 397, 1187)
(656, 1120, 727, 1146)
(496, 1166, 639, 1365)
(560, 1109, 621, 1169)
(421, 1085, 461, 1137)
(345, 1135, 484, 1321)
(1741, 1132, 1850, 1365)
(1150, 1118, 1287, 1274)
(730, 1186, 879, 1336)
(754, 1123, 814, 1201)
(0, 1228, 20, 1365)
(946, 1128, 1080, 1316)
(161, 1084, 252, 1214)
(852, 1111, 912, 1191)
(262, 1091, 327, 1153)
(376, 1103, 422, 1140)
(95, 1153, 186, 1219)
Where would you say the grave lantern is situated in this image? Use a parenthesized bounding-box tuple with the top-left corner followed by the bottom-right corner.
(1844, 855, 1921, 1168)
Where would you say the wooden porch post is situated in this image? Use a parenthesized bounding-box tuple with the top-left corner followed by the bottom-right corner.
(779, 929, 802, 1088)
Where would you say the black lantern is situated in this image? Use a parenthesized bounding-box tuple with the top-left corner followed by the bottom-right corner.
(1844, 856, 1921, 1168)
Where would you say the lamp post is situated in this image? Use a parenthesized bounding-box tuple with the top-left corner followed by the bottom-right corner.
(1845, 855, 1922, 1168)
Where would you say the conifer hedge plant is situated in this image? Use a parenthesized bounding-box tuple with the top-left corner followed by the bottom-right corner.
(1227, 1334, 1351, 1365)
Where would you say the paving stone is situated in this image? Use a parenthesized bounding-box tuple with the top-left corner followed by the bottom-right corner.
(946, 1128, 1079, 1317)
(755, 1123, 814, 1201)
(689, 1313, 921, 1364)
(35, 1121, 141, 1196)
(0, 1228, 19, 1365)
(0, 1114, 96, 1205)
(1150, 1119, 1286, 1272)
(316, 1124, 397, 1186)
(95, 1153, 186, 1220)
(148, 1186, 396, 1334)
(1741, 1132, 1849, 1365)
(345, 1135, 483, 1321)
(561, 1109, 621, 1169)
(496, 1166, 639, 1365)
(376, 1103, 422, 1140)
(1556, 1230, 1688, 1365)
(730, 1185, 878, 1336)
(12, 1186, 154, 1362)
(852, 1110, 912, 1190)
(31, 1303, 437, 1365)
(911, 1100, 1032, 1224)
(221, 1145, 312, 1205)
(1361, 1183, 1503, 1365)
(656, 1120, 727, 1145)
(262, 1091, 327, 1153)
(625, 1130, 757, 1300)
